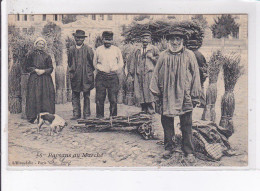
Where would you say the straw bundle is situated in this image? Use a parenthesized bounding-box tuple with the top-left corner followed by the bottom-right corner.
(65, 37, 75, 102)
(8, 61, 22, 113)
(121, 44, 139, 106)
(219, 52, 244, 138)
(8, 26, 36, 114)
(117, 68, 126, 104)
(55, 65, 66, 104)
(202, 50, 223, 121)
(65, 65, 72, 102)
(21, 73, 30, 118)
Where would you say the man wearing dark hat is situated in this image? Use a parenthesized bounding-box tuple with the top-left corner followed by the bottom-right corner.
(130, 29, 160, 114)
(93, 31, 124, 118)
(150, 29, 201, 162)
(68, 29, 95, 120)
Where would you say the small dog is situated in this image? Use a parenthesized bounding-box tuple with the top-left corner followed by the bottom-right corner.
(35, 112, 68, 135)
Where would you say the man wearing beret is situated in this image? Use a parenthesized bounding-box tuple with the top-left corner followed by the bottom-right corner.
(68, 30, 95, 120)
(150, 29, 201, 162)
(93, 31, 124, 118)
(130, 30, 160, 114)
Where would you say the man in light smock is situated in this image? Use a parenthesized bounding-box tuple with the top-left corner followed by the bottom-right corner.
(94, 31, 124, 118)
(150, 29, 201, 161)
(130, 30, 160, 114)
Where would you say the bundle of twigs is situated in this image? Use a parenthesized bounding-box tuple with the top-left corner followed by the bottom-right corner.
(202, 50, 223, 122)
(120, 43, 141, 106)
(8, 61, 22, 114)
(122, 19, 204, 47)
(71, 112, 156, 140)
(218, 52, 244, 138)
(157, 20, 205, 48)
(65, 37, 74, 102)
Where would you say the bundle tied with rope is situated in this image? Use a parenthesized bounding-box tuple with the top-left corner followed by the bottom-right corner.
(121, 43, 139, 106)
(218, 52, 244, 138)
(71, 112, 157, 140)
(122, 19, 205, 48)
(72, 111, 237, 161)
(202, 50, 223, 122)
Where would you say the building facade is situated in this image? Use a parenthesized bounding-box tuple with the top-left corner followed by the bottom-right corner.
(9, 14, 247, 42)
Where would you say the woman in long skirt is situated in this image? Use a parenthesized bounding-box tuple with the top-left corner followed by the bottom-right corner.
(25, 37, 55, 123)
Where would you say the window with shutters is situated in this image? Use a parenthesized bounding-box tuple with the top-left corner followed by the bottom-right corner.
(43, 14, 47, 21)
(30, 15, 34, 21)
(23, 14, 27, 21)
(54, 14, 58, 21)
(107, 14, 113, 20)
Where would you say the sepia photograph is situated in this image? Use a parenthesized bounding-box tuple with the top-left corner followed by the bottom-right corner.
(7, 13, 248, 167)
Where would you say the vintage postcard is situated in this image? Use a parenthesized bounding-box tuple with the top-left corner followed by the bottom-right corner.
(7, 14, 248, 167)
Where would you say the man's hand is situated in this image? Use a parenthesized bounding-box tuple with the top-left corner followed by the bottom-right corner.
(35, 69, 45, 76)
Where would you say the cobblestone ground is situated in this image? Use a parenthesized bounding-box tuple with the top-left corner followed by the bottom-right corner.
(8, 67, 248, 167)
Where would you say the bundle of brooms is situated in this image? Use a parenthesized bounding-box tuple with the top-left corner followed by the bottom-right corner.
(71, 112, 156, 140)
(202, 50, 223, 122)
(8, 61, 22, 114)
(121, 44, 137, 106)
(122, 19, 204, 48)
(218, 52, 244, 138)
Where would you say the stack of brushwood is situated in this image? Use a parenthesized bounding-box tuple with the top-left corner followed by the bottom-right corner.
(122, 19, 204, 46)
(218, 52, 244, 138)
(121, 43, 139, 106)
(8, 61, 22, 114)
(8, 26, 35, 114)
(65, 36, 75, 102)
(71, 112, 156, 140)
(202, 50, 223, 122)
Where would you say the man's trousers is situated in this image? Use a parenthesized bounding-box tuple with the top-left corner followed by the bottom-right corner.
(95, 71, 119, 118)
(72, 91, 91, 118)
(161, 111, 194, 155)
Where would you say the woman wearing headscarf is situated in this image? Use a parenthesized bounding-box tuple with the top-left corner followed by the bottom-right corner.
(25, 37, 55, 123)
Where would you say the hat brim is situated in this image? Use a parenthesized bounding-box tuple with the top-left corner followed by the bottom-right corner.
(166, 33, 187, 40)
(73, 33, 88, 37)
(102, 36, 113, 40)
(141, 34, 151, 37)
